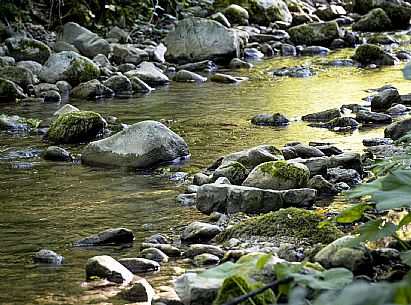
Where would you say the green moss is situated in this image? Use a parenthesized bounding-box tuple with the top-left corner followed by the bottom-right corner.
(213, 207, 344, 244)
(319, 21, 339, 38)
(213, 274, 275, 305)
(222, 161, 247, 172)
(353, 0, 372, 14)
(0, 66, 33, 91)
(353, 44, 385, 64)
(19, 38, 51, 64)
(258, 160, 309, 186)
(64, 59, 100, 86)
(44, 110, 104, 144)
(288, 24, 316, 45)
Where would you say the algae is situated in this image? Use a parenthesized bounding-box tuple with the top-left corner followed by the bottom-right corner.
(288, 24, 316, 45)
(258, 160, 309, 186)
(64, 59, 100, 86)
(213, 207, 344, 244)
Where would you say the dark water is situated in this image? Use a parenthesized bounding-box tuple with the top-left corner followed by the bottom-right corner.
(1, 51, 411, 304)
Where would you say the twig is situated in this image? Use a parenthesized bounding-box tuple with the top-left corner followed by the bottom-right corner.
(221, 276, 293, 305)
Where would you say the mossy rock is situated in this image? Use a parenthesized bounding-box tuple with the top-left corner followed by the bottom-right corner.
(352, 8, 391, 32)
(352, 0, 373, 14)
(213, 273, 275, 305)
(242, 160, 310, 190)
(353, 44, 397, 65)
(64, 58, 100, 87)
(213, 161, 247, 185)
(0, 77, 27, 102)
(5, 38, 51, 64)
(213, 207, 344, 244)
(0, 66, 36, 91)
(288, 21, 340, 46)
(44, 111, 105, 144)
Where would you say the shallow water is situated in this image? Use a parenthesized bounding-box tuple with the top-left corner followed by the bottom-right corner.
(1, 50, 411, 304)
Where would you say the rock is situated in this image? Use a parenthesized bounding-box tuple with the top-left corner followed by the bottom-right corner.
(34, 83, 59, 95)
(82, 120, 188, 169)
(141, 248, 169, 263)
(140, 243, 181, 257)
(177, 60, 218, 72)
(102, 75, 133, 96)
(211, 12, 231, 28)
(214, 177, 231, 185)
(384, 117, 411, 140)
(291, 144, 325, 158)
(356, 110, 392, 124)
(175, 272, 223, 305)
(121, 279, 155, 303)
(44, 110, 105, 144)
(71, 79, 114, 100)
(181, 222, 222, 243)
(56, 81, 72, 93)
(330, 152, 363, 174)
(144, 233, 169, 244)
(53, 41, 79, 53)
(176, 193, 197, 206)
(124, 62, 169, 86)
(386, 104, 409, 115)
(34, 249, 63, 265)
(307, 175, 337, 195)
(370, 89, 401, 112)
(352, 8, 391, 32)
(164, 17, 240, 64)
(214, 0, 291, 25)
(244, 48, 264, 59)
(118, 258, 160, 273)
(185, 244, 225, 258)
(251, 113, 289, 126)
(243, 160, 309, 190)
(315, 4, 346, 21)
(85, 255, 133, 284)
(112, 44, 149, 65)
(173, 70, 207, 82)
(220, 145, 284, 170)
(288, 21, 341, 46)
(212, 162, 247, 185)
(16, 60, 43, 75)
(0, 66, 37, 91)
(224, 4, 249, 24)
(43, 146, 72, 162)
(300, 46, 330, 56)
(52, 104, 79, 120)
(5, 37, 51, 64)
(106, 26, 129, 44)
(193, 173, 213, 186)
(153, 286, 183, 305)
(315, 236, 372, 275)
(213, 207, 343, 244)
(302, 109, 341, 123)
(39, 51, 100, 86)
(92, 54, 111, 68)
(40, 90, 61, 103)
(354, 44, 399, 66)
(228, 58, 253, 69)
(210, 73, 246, 83)
(281, 44, 297, 56)
(193, 253, 220, 266)
(195, 183, 314, 215)
(315, 145, 343, 156)
(294, 156, 329, 177)
(312, 117, 359, 131)
(363, 138, 393, 146)
(269, 66, 316, 78)
(129, 76, 153, 93)
(74, 228, 134, 246)
(58, 22, 110, 58)
(327, 167, 361, 186)
(0, 77, 27, 102)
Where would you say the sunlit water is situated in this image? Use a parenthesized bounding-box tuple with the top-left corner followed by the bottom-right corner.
(1, 49, 411, 304)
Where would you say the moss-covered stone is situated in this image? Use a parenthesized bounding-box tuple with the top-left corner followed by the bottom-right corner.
(352, 8, 391, 32)
(0, 66, 36, 91)
(0, 77, 27, 102)
(288, 21, 340, 46)
(64, 59, 100, 87)
(288, 24, 316, 45)
(44, 111, 105, 144)
(213, 273, 275, 305)
(352, 0, 373, 14)
(213, 207, 344, 244)
(213, 161, 248, 185)
(5, 38, 51, 64)
(353, 44, 397, 66)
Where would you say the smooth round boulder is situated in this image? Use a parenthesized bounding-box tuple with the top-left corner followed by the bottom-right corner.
(118, 258, 160, 273)
(251, 113, 289, 126)
(34, 249, 63, 265)
(193, 253, 220, 266)
(140, 243, 181, 257)
(81, 120, 189, 170)
(352, 8, 391, 32)
(43, 111, 106, 144)
(173, 70, 207, 82)
(141, 248, 169, 263)
(354, 44, 399, 66)
(43, 146, 72, 162)
(181, 222, 222, 243)
(242, 160, 310, 190)
(224, 4, 249, 24)
(85, 255, 133, 284)
(74, 228, 134, 246)
(71, 79, 114, 100)
(102, 75, 133, 96)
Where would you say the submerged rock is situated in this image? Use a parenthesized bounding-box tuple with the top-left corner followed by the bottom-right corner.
(164, 17, 240, 64)
(213, 207, 343, 244)
(43, 111, 106, 144)
(210, 73, 247, 83)
(74, 228, 134, 246)
(269, 66, 316, 78)
(43, 146, 72, 162)
(118, 258, 160, 273)
(356, 110, 392, 124)
(85, 255, 133, 284)
(81, 120, 189, 169)
(251, 113, 289, 126)
(140, 243, 181, 257)
(140, 248, 169, 263)
(173, 70, 207, 82)
(302, 108, 341, 122)
(34, 249, 63, 265)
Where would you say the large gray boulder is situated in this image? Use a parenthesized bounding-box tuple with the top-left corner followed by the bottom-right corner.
(39, 51, 100, 86)
(74, 228, 134, 246)
(242, 160, 310, 190)
(102, 75, 133, 96)
(214, 0, 292, 25)
(164, 17, 240, 64)
(85, 255, 133, 284)
(288, 21, 341, 46)
(58, 22, 110, 58)
(112, 44, 149, 65)
(384, 117, 411, 140)
(370, 88, 401, 111)
(81, 120, 189, 169)
(5, 38, 51, 64)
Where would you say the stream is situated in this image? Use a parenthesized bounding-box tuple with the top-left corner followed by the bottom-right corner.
(1, 49, 411, 304)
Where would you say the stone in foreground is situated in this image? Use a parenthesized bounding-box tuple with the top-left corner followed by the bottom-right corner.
(81, 120, 189, 170)
(85, 255, 133, 284)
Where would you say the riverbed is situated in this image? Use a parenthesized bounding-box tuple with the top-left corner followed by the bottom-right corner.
(1, 50, 411, 304)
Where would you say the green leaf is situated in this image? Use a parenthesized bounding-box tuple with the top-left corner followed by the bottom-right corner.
(333, 203, 373, 223)
(356, 219, 398, 242)
(399, 213, 411, 227)
(400, 250, 411, 267)
(198, 261, 241, 279)
(256, 253, 273, 271)
(307, 268, 353, 290)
